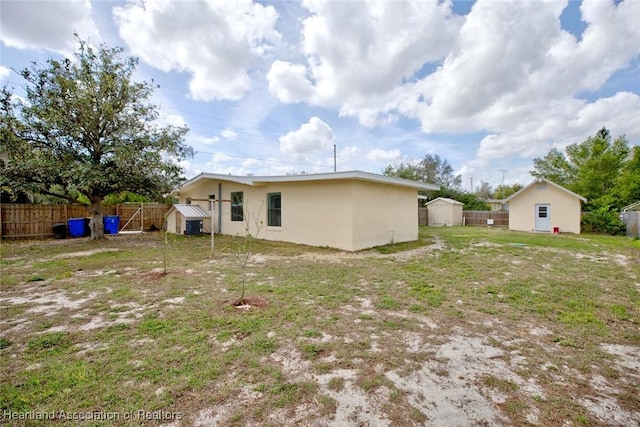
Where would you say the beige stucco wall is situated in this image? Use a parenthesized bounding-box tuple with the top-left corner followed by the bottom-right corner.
(508, 182, 583, 234)
(174, 178, 419, 251)
(351, 181, 418, 250)
(427, 200, 463, 226)
(165, 209, 178, 234)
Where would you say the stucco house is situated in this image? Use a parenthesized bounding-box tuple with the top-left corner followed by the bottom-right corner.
(168, 171, 438, 251)
(425, 197, 464, 226)
(485, 199, 507, 211)
(504, 178, 586, 234)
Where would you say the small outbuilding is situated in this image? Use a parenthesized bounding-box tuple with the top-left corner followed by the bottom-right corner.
(165, 204, 211, 235)
(504, 178, 586, 234)
(425, 197, 464, 226)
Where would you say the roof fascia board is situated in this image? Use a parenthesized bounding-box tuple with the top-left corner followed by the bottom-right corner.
(177, 171, 438, 192)
(504, 178, 587, 203)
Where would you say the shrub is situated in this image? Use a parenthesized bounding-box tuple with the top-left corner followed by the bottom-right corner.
(581, 208, 626, 235)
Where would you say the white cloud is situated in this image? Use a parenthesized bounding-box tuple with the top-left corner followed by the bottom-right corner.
(279, 117, 334, 160)
(160, 113, 187, 128)
(339, 146, 361, 158)
(0, 0, 98, 54)
(267, 0, 462, 112)
(568, 92, 640, 140)
(0, 66, 10, 79)
(267, 0, 639, 184)
(221, 129, 237, 139)
(191, 135, 220, 147)
(267, 61, 314, 104)
(366, 148, 401, 163)
(113, 0, 280, 101)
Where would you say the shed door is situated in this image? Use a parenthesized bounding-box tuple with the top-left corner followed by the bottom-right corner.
(535, 204, 550, 232)
(431, 205, 448, 225)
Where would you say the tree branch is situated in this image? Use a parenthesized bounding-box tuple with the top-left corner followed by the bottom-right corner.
(38, 189, 86, 205)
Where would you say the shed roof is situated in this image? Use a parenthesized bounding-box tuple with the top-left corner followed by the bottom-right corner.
(174, 170, 439, 195)
(503, 178, 587, 203)
(166, 204, 211, 219)
(622, 201, 640, 212)
(425, 197, 464, 206)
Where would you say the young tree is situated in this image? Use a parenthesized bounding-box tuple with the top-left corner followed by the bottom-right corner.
(0, 37, 190, 239)
(232, 203, 264, 306)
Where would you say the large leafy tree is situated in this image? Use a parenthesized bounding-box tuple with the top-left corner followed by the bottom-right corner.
(493, 183, 523, 200)
(1, 37, 191, 239)
(384, 154, 462, 190)
(610, 145, 640, 207)
(531, 127, 635, 210)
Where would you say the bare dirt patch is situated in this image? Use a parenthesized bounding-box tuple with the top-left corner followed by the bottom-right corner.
(53, 248, 121, 259)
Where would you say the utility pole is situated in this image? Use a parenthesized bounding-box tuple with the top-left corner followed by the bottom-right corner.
(470, 177, 474, 193)
(333, 144, 337, 172)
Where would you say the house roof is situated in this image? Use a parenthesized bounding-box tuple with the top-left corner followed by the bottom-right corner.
(503, 178, 587, 203)
(425, 197, 464, 206)
(166, 204, 211, 219)
(175, 170, 439, 194)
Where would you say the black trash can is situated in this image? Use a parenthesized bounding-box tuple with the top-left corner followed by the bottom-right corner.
(53, 224, 67, 239)
(185, 219, 203, 236)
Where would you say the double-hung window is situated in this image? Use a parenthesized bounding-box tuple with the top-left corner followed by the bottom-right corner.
(231, 192, 243, 221)
(267, 192, 281, 227)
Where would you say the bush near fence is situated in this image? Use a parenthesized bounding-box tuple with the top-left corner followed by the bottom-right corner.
(0, 203, 170, 240)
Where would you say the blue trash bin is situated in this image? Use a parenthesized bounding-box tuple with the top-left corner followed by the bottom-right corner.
(67, 218, 86, 238)
(103, 215, 120, 235)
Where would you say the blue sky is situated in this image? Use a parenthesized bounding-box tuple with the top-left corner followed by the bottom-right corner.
(1, 0, 639, 191)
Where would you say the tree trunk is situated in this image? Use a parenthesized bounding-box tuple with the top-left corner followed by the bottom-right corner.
(88, 197, 105, 240)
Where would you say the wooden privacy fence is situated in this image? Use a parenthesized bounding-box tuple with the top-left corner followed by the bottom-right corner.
(418, 207, 428, 226)
(462, 211, 509, 227)
(418, 208, 508, 227)
(0, 203, 170, 240)
(622, 211, 639, 238)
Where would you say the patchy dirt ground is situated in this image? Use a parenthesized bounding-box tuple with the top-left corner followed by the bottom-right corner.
(1, 232, 639, 426)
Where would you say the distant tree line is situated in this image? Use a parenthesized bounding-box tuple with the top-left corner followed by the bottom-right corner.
(383, 154, 522, 210)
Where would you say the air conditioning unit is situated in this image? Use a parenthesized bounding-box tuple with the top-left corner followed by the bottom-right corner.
(487, 219, 494, 226)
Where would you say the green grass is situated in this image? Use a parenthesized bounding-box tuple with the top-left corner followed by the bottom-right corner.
(1, 227, 638, 426)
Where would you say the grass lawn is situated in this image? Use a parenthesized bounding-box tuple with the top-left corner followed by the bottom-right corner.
(1, 227, 639, 426)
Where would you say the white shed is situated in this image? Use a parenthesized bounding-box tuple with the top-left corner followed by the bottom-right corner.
(425, 197, 464, 226)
